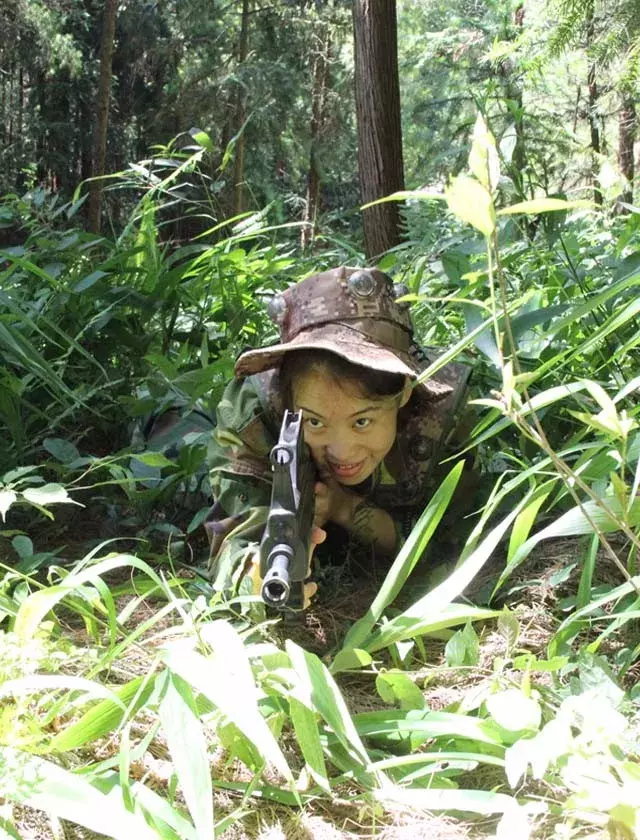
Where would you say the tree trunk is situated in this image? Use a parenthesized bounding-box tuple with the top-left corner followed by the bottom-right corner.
(302, 31, 331, 251)
(353, 0, 405, 259)
(585, 0, 602, 205)
(88, 0, 118, 234)
(618, 99, 636, 205)
(233, 0, 250, 217)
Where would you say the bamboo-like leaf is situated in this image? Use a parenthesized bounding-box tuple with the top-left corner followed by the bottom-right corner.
(159, 671, 214, 839)
(14, 554, 167, 642)
(163, 622, 293, 784)
(0, 747, 157, 840)
(495, 496, 640, 594)
(359, 509, 519, 652)
(507, 483, 554, 563)
(339, 462, 464, 658)
(288, 697, 330, 792)
(0, 675, 125, 708)
(286, 640, 373, 776)
(373, 784, 524, 817)
(351, 708, 504, 749)
(49, 674, 157, 752)
(497, 198, 592, 215)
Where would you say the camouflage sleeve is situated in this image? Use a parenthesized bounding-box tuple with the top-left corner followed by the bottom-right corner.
(204, 376, 277, 591)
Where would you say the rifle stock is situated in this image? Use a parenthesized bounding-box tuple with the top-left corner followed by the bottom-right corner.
(259, 410, 315, 608)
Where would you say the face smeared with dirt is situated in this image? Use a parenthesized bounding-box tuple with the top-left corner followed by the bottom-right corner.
(292, 366, 409, 486)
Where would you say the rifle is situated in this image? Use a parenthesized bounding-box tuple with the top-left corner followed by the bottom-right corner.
(259, 410, 315, 608)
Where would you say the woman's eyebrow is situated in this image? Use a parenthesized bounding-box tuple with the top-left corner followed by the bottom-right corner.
(298, 404, 383, 419)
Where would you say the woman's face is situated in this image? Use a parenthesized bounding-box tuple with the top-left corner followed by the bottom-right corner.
(292, 367, 410, 486)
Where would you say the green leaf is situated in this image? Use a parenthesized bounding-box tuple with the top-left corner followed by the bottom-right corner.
(339, 462, 464, 658)
(0, 489, 17, 521)
(286, 640, 373, 776)
(50, 675, 157, 752)
(446, 175, 496, 237)
(329, 648, 373, 675)
(486, 689, 541, 732)
(495, 495, 640, 593)
(159, 671, 214, 839)
(11, 535, 33, 559)
(359, 508, 518, 653)
(497, 198, 592, 215)
(1, 747, 158, 840)
(43, 438, 81, 464)
(468, 113, 500, 191)
(22, 484, 78, 507)
(445, 622, 479, 667)
(373, 785, 523, 818)
(376, 671, 425, 710)
(288, 697, 330, 792)
(14, 553, 167, 642)
(189, 128, 214, 152)
(131, 451, 177, 468)
(164, 621, 293, 784)
(497, 610, 520, 654)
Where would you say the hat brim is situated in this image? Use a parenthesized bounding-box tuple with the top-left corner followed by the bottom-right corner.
(234, 324, 453, 400)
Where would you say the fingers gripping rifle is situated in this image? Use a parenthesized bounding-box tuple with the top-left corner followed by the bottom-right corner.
(259, 411, 315, 608)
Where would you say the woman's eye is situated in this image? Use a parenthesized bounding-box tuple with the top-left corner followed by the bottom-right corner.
(305, 417, 324, 430)
(354, 418, 372, 429)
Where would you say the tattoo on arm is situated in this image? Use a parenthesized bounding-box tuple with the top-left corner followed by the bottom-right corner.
(351, 500, 377, 546)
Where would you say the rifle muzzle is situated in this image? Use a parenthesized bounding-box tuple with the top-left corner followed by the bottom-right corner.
(261, 548, 292, 606)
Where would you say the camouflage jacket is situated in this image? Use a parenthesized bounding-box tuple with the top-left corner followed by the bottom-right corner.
(205, 357, 470, 592)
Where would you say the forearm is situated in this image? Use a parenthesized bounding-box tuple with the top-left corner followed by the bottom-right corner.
(334, 497, 399, 555)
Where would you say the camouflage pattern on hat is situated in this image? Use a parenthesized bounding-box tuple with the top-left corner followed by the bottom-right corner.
(234, 266, 453, 400)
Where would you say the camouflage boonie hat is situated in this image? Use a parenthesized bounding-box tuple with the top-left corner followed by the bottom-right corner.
(235, 266, 453, 399)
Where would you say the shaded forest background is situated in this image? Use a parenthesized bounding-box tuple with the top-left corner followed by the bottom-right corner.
(2, 0, 640, 246)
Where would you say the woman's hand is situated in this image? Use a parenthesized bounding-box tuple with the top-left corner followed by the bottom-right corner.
(313, 478, 360, 529)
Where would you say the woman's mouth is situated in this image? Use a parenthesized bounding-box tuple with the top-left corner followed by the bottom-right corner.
(327, 459, 365, 479)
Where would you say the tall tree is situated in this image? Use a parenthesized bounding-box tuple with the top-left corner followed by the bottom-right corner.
(353, 0, 405, 259)
(232, 0, 250, 217)
(88, 0, 118, 233)
(302, 28, 331, 250)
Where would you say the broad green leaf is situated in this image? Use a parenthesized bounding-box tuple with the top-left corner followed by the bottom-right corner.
(340, 462, 464, 657)
(497, 198, 592, 215)
(376, 671, 425, 710)
(0, 747, 157, 840)
(329, 648, 373, 675)
(0, 489, 17, 520)
(22, 483, 78, 507)
(43, 437, 81, 464)
(486, 689, 541, 732)
(446, 174, 496, 237)
(444, 622, 479, 667)
(159, 671, 214, 839)
(131, 451, 177, 468)
(352, 708, 504, 750)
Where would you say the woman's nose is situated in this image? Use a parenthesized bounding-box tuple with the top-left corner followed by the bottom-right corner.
(325, 436, 358, 463)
